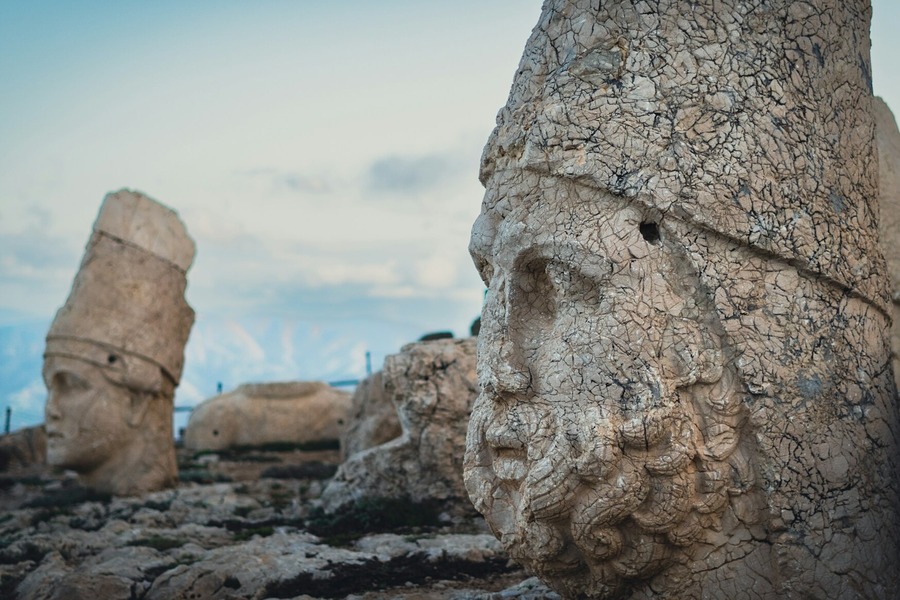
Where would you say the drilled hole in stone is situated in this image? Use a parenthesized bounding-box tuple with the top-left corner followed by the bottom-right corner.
(639, 222, 661, 244)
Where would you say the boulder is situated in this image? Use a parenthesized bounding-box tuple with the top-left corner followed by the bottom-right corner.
(321, 338, 478, 514)
(184, 381, 351, 451)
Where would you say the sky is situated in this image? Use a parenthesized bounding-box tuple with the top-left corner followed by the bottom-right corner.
(0, 1, 545, 326)
(1, 1, 899, 429)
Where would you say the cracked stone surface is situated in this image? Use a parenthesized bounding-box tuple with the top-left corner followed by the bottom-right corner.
(875, 97, 900, 390)
(0, 456, 549, 600)
(340, 371, 402, 461)
(43, 190, 195, 496)
(464, 2, 900, 598)
(184, 382, 351, 452)
(322, 338, 479, 514)
(0, 426, 46, 480)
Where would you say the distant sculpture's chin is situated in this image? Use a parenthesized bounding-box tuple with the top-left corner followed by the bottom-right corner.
(45, 439, 67, 467)
(46, 437, 98, 472)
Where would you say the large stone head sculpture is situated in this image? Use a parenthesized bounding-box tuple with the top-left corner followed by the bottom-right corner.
(44, 190, 195, 496)
(464, 2, 900, 598)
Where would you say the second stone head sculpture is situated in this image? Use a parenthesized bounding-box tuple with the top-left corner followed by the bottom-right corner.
(464, 1, 900, 598)
(44, 190, 195, 496)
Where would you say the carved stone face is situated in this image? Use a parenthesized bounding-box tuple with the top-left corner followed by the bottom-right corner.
(464, 171, 747, 598)
(43, 356, 137, 472)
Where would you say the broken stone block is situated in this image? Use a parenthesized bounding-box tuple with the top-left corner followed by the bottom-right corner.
(44, 190, 195, 496)
(340, 371, 401, 461)
(184, 381, 351, 452)
(322, 338, 478, 514)
(0, 425, 47, 475)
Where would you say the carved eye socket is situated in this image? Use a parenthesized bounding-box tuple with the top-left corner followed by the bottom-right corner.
(52, 371, 90, 393)
(513, 258, 558, 323)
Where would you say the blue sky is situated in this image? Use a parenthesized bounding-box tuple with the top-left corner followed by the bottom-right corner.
(0, 1, 545, 328)
(1, 1, 898, 429)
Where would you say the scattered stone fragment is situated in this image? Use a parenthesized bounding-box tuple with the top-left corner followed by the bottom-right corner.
(340, 371, 401, 461)
(0, 426, 47, 475)
(184, 382, 350, 452)
(322, 338, 478, 515)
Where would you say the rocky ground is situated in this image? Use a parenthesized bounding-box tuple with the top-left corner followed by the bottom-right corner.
(0, 443, 559, 600)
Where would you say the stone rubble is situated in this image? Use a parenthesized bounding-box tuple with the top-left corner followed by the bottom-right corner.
(0, 455, 554, 600)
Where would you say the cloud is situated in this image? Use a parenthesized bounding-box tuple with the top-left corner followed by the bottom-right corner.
(0, 230, 81, 277)
(280, 173, 331, 194)
(413, 254, 460, 290)
(239, 167, 334, 195)
(0, 229, 83, 316)
(365, 153, 467, 195)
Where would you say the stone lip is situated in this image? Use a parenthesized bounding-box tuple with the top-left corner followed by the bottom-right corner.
(0, 447, 551, 600)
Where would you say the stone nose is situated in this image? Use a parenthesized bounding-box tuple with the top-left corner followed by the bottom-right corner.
(478, 337, 531, 398)
(45, 390, 62, 421)
(477, 272, 532, 398)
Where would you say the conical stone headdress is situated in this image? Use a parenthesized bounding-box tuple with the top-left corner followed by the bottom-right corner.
(481, 0, 889, 312)
(45, 190, 195, 392)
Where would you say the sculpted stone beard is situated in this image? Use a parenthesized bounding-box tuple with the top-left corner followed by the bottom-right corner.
(466, 371, 747, 598)
(463, 171, 755, 598)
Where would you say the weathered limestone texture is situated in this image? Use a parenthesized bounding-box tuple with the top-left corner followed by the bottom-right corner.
(44, 190, 195, 496)
(340, 371, 402, 461)
(875, 97, 900, 389)
(0, 425, 47, 475)
(464, 2, 900, 599)
(184, 381, 351, 452)
(322, 338, 478, 513)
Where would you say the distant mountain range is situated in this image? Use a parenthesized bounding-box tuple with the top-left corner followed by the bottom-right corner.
(1, 314, 471, 435)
